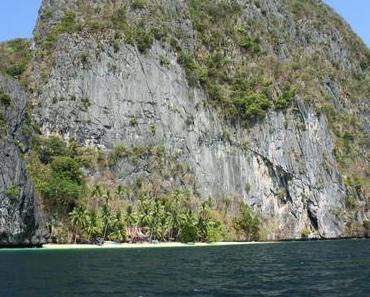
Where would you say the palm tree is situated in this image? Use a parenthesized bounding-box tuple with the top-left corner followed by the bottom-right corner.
(91, 184, 103, 198)
(198, 201, 211, 241)
(115, 185, 125, 199)
(150, 199, 168, 241)
(85, 210, 103, 240)
(69, 207, 89, 244)
(138, 197, 154, 229)
(125, 205, 137, 226)
(223, 197, 232, 218)
(101, 206, 113, 240)
(108, 211, 126, 242)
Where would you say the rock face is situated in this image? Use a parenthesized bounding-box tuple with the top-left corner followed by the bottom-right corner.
(34, 37, 347, 238)
(31, 0, 369, 239)
(0, 76, 47, 246)
(0, 0, 369, 245)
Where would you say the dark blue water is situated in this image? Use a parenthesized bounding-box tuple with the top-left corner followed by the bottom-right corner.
(0, 239, 369, 297)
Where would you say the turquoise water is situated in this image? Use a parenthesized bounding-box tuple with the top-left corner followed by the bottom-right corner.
(0, 239, 369, 297)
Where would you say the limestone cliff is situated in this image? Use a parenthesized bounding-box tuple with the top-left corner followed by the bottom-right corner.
(0, 75, 47, 246)
(1, 0, 369, 244)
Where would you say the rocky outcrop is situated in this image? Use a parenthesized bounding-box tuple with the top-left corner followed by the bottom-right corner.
(0, 75, 47, 246)
(33, 34, 348, 239)
(0, 0, 369, 244)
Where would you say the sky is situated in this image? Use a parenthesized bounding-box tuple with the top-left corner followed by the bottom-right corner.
(0, 0, 369, 47)
(324, 0, 370, 47)
(0, 0, 42, 42)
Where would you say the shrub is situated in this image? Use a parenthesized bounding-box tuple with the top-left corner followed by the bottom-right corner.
(129, 115, 138, 127)
(42, 157, 86, 209)
(301, 227, 311, 238)
(0, 90, 11, 106)
(56, 12, 80, 34)
(150, 124, 156, 136)
(113, 40, 120, 53)
(135, 27, 154, 53)
(159, 55, 170, 67)
(189, 0, 241, 23)
(276, 190, 286, 202)
(80, 97, 91, 111)
(42, 12, 81, 50)
(177, 51, 204, 86)
(131, 0, 147, 10)
(34, 135, 68, 164)
(80, 54, 88, 65)
(0, 39, 31, 79)
(234, 203, 260, 241)
(50, 157, 84, 183)
(111, 7, 128, 30)
(233, 92, 270, 120)
(345, 194, 357, 210)
(6, 64, 27, 78)
(179, 218, 199, 243)
(108, 144, 129, 165)
(275, 86, 296, 110)
(206, 81, 224, 102)
(206, 221, 224, 242)
(0, 113, 7, 134)
(237, 27, 262, 54)
(5, 184, 21, 200)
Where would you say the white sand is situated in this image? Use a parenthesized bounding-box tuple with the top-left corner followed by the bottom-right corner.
(43, 241, 273, 250)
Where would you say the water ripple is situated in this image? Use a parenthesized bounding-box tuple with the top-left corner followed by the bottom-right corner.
(0, 239, 370, 297)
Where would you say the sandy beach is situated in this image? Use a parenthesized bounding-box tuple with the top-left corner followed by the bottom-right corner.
(43, 241, 272, 250)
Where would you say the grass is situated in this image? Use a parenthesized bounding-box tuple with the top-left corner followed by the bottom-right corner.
(0, 39, 31, 80)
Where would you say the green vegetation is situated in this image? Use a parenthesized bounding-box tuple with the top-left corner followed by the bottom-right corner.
(80, 97, 91, 111)
(134, 25, 154, 53)
(34, 1, 280, 122)
(237, 26, 262, 54)
(20, 0, 370, 239)
(42, 156, 86, 210)
(274, 87, 296, 110)
(234, 203, 260, 241)
(230, 79, 270, 121)
(26, 136, 262, 244)
(65, 186, 260, 244)
(5, 184, 21, 200)
(0, 39, 31, 80)
(108, 144, 129, 166)
(131, 0, 148, 10)
(159, 55, 170, 67)
(129, 115, 138, 127)
(149, 124, 156, 136)
(0, 90, 11, 106)
(28, 136, 87, 213)
(41, 12, 82, 49)
(345, 194, 357, 210)
(301, 227, 311, 239)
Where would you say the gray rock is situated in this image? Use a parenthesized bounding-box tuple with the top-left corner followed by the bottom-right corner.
(1, 0, 367, 244)
(0, 75, 48, 247)
(33, 35, 348, 239)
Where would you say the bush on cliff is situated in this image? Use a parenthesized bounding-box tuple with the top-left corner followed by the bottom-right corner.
(234, 203, 260, 241)
(42, 157, 86, 211)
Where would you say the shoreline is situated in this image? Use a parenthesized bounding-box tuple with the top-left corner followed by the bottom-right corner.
(42, 241, 273, 250)
(42, 236, 370, 250)
(0, 237, 368, 250)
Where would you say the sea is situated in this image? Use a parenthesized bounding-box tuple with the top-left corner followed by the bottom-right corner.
(0, 239, 369, 297)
